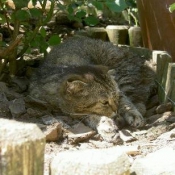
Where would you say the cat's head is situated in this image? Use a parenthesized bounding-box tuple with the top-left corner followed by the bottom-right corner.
(59, 65, 120, 117)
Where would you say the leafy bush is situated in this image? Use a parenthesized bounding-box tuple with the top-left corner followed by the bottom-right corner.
(0, 0, 57, 77)
(0, 0, 137, 77)
(57, 0, 137, 26)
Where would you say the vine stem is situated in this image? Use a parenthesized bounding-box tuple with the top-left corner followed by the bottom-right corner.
(0, 0, 13, 36)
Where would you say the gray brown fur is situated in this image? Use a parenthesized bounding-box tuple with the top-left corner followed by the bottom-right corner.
(29, 36, 156, 143)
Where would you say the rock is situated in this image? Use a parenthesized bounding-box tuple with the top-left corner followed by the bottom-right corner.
(131, 147, 175, 175)
(27, 108, 46, 117)
(66, 123, 96, 144)
(9, 76, 29, 92)
(0, 81, 8, 92)
(0, 92, 11, 117)
(24, 95, 49, 110)
(147, 111, 173, 125)
(166, 114, 175, 123)
(44, 122, 62, 142)
(97, 116, 122, 144)
(68, 130, 96, 144)
(119, 129, 137, 142)
(0, 81, 23, 100)
(69, 122, 94, 134)
(79, 140, 114, 149)
(54, 115, 78, 127)
(146, 124, 169, 140)
(41, 115, 58, 125)
(0, 103, 11, 118)
(156, 102, 172, 114)
(50, 147, 131, 175)
(9, 98, 26, 118)
(157, 128, 175, 140)
(0, 92, 8, 102)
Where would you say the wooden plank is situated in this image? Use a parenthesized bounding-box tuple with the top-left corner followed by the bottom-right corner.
(106, 25, 129, 45)
(121, 45, 152, 60)
(170, 80, 175, 111)
(152, 51, 172, 102)
(165, 63, 175, 104)
(75, 27, 107, 41)
(128, 26, 143, 47)
(0, 119, 45, 175)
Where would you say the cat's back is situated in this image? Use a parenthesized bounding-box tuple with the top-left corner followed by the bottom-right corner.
(42, 36, 131, 67)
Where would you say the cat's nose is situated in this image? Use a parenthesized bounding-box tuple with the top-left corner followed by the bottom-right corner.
(109, 99, 118, 112)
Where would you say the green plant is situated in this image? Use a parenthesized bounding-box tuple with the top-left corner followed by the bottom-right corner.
(57, 0, 137, 26)
(125, 0, 138, 26)
(0, 0, 138, 78)
(0, 0, 58, 77)
(169, 3, 175, 13)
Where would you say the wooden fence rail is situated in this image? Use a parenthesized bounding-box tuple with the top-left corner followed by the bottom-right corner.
(152, 50, 175, 110)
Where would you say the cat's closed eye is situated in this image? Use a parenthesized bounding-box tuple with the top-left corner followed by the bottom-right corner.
(101, 100, 109, 105)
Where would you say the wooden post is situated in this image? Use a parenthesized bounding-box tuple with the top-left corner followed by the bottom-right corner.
(86, 27, 107, 41)
(0, 119, 45, 175)
(170, 80, 175, 111)
(75, 28, 107, 41)
(106, 25, 129, 45)
(152, 51, 172, 102)
(128, 26, 143, 47)
(164, 63, 175, 104)
(121, 45, 152, 59)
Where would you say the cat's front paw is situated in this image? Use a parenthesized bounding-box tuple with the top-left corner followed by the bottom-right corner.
(123, 109, 145, 128)
(97, 116, 123, 144)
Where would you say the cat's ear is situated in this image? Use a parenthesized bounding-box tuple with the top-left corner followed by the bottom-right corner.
(66, 80, 87, 94)
(108, 69, 115, 76)
(108, 69, 116, 79)
(84, 73, 94, 81)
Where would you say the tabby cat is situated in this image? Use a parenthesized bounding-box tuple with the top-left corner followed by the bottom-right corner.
(29, 36, 156, 143)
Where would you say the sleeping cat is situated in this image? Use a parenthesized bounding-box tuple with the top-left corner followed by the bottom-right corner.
(29, 36, 156, 143)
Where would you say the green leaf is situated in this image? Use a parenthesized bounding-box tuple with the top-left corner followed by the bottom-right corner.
(125, 0, 137, 8)
(0, 14, 6, 23)
(169, 3, 175, 13)
(48, 35, 61, 46)
(105, 0, 128, 12)
(67, 5, 74, 14)
(84, 16, 99, 26)
(15, 10, 30, 21)
(29, 8, 42, 18)
(40, 27, 46, 37)
(0, 41, 7, 47)
(32, 0, 37, 6)
(30, 34, 45, 47)
(67, 14, 82, 22)
(92, 1, 104, 10)
(39, 41, 48, 53)
(0, 0, 6, 3)
(75, 10, 86, 18)
(13, 0, 30, 9)
(67, 14, 75, 21)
